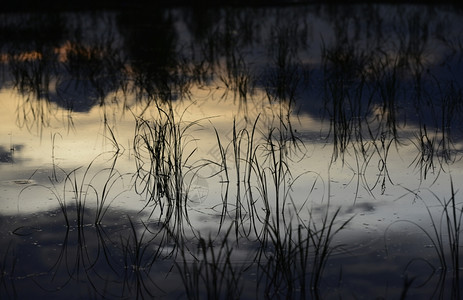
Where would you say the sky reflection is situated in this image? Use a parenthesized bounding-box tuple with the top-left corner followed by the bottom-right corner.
(1, 4, 463, 299)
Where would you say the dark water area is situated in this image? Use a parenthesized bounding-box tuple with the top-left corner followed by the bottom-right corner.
(1, 4, 463, 299)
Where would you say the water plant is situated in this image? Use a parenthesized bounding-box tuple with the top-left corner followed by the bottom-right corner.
(0, 240, 17, 299)
(119, 217, 168, 299)
(388, 176, 462, 299)
(3, 4, 463, 300)
(256, 206, 352, 299)
(132, 103, 210, 242)
(176, 225, 244, 300)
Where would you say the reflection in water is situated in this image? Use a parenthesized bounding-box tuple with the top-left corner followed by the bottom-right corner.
(0, 145, 15, 163)
(117, 9, 186, 102)
(1, 4, 463, 299)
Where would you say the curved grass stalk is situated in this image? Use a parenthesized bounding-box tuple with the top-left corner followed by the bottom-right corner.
(388, 177, 462, 299)
(132, 103, 210, 243)
(176, 224, 244, 300)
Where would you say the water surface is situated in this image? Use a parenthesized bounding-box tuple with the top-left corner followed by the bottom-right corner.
(1, 4, 463, 299)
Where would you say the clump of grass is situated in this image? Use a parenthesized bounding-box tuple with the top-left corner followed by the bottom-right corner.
(255, 206, 353, 299)
(210, 111, 309, 240)
(408, 124, 449, 184)
(19, 149, 126, 227)
(218, 49, 255, 106)
(132, 103, 210, 240)
(119, 217, 167, 298)
(200, 112, 351, 298)
(176, 225, 244, 300)
(0, 241, 17, 299)
(389, 176, 462, 299)
(62, 153, 126, 227)
(121, 217, 164, 272)
(264, 21, 309, 106)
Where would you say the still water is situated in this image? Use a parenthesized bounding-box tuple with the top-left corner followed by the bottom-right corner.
(1, 4, 463, 299)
